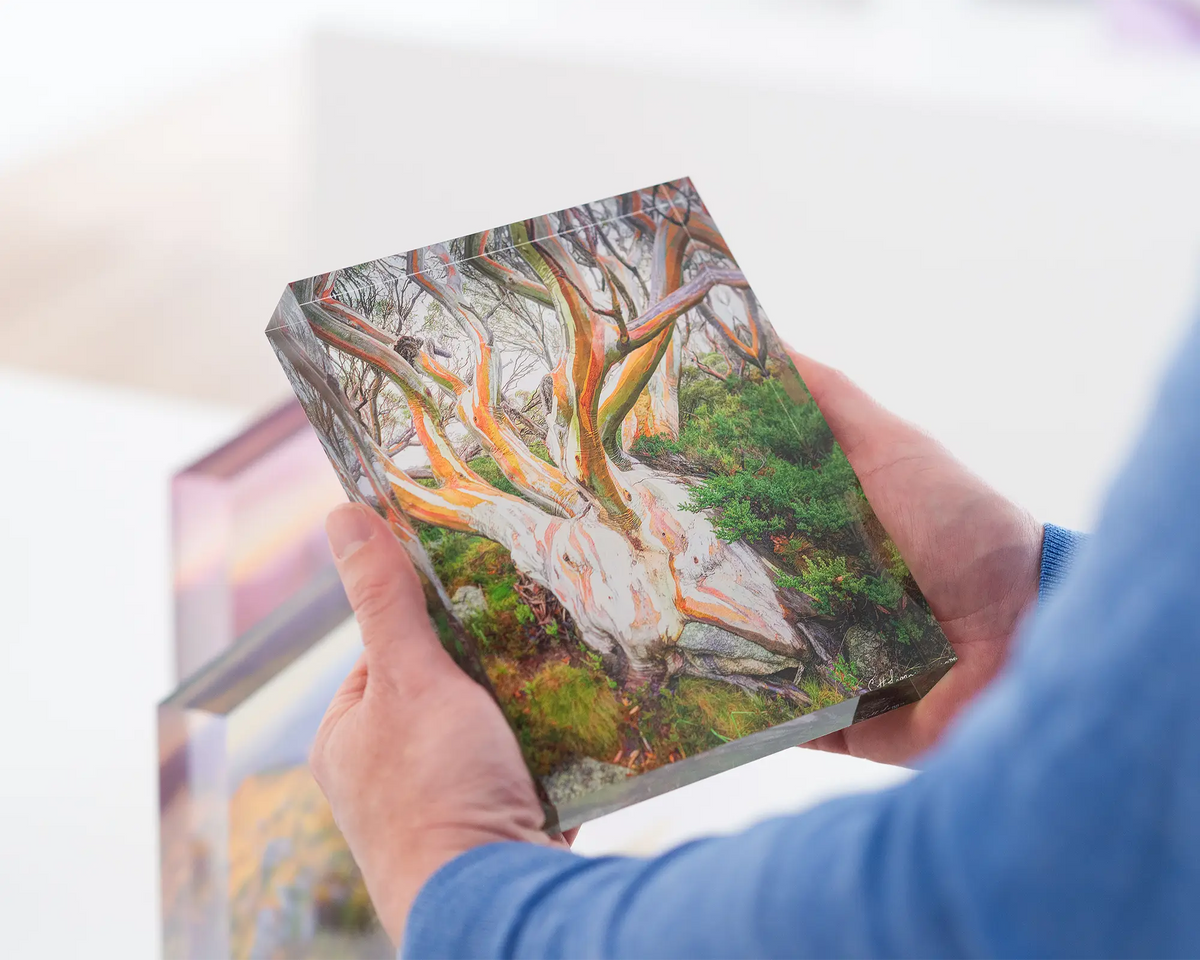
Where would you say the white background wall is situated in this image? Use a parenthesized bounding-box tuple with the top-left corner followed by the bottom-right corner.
(308, 32, 1200, 532)
(7, 1, 1200, 172)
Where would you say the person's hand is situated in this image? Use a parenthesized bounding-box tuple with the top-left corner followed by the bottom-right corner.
(309, 503, 561, 946)
(790, 352, 1043, 765)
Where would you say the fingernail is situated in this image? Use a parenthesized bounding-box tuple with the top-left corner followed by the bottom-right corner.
(326, 503, 375, 560)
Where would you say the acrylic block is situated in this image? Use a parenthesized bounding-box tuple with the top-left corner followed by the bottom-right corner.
(266, 177, 956, 831)
(158, 571, 393, 959)
(172, 399, 346, 681)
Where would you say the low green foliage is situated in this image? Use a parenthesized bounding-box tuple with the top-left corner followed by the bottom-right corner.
(862, 573, 905, 610)
(527, 438, 555, 466)
(635, 376, 835, 477)
(881, 537, 911, 582)
(467, 455, 519, 497)
(418, 526, 536, 658)
(666, 677, 797, 746)
(610, 675, 806, 762)
(684, 446, 858, 541)
(775, 554, 859, 615)
(418, 527, 507, 589)
(662, 371, 946, 680)
(775, 554, 902, 617)
(485, 649, 820, 777)
(800, 676, 844, 710)
(486, 578, 518, 610)
(525, 662, 621, 755)
(885, 609, 931, 647)
(832, 655, 861, 692)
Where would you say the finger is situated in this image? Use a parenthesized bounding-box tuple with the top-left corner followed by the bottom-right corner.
(325, 502, 455, 693)
(799, 729, 848, 755)
(787, 349, 938, 481)
(786, 348, 975, 560)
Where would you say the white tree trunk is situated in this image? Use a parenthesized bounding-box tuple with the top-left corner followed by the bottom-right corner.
(472, 464, 808, 685)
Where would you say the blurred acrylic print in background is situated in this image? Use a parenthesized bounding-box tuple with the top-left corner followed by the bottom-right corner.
(172, 400, 343, 680)
(158, 576, 392, 959)
(1107, 0, 1200, 48)
(165, 408, 363, 958)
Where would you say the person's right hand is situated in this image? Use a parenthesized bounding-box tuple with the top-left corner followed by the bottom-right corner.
(791, 352, 1044, 765)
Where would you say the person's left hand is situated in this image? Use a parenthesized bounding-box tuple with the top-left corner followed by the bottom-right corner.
(310, 502, 558, 947)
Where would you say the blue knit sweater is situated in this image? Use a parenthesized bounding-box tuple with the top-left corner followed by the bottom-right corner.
(402, 320, 1200, 958)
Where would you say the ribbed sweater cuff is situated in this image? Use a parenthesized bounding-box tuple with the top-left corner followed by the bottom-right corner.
(1039, 522, 1086, 602)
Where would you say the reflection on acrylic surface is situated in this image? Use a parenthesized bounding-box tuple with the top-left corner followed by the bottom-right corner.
(160, 616, 391, 959)
(267, 178, 955, 829)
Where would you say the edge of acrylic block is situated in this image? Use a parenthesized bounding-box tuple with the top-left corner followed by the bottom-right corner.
(171, 388, 344, 683)
(162, 564, 351, 716)
(546, 658, 954, 833)
(272, 179, 692, 311)
(175, 398, 311, 481)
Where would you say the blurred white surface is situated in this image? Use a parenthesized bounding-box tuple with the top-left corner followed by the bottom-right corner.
(573, 748, 912, 857)
(6, 0, 1200, 171)
(0, 371, 242, 958)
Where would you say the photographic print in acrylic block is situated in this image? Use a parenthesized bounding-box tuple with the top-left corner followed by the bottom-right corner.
(266, 178, 955, 830)
(159, 574, 392, 960)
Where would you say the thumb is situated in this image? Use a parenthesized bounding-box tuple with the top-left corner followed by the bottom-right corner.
(325, 502, 454, 693)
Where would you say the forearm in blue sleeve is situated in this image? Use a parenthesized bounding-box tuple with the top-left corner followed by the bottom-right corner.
(404, 318, 1200, 959)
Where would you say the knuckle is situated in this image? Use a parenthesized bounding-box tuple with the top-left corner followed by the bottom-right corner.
(350, 570, 404, 628)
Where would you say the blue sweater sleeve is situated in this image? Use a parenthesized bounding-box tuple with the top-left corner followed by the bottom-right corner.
(1039, 522, 1085, 601)
(404, 319, 1200, 959)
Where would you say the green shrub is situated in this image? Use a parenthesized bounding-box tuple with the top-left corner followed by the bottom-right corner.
(684, 448, 857, 542)
(832, 655, 861, 691)
(881, 537, 911, 582)
(775, 553, 904, 617)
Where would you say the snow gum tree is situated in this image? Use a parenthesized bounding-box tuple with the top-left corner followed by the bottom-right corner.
(270, 180, 838, 695)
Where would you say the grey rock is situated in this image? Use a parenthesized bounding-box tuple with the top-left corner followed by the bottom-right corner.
(677, 622, 798, 676)
(542, 757, 631, 806)
(844, 623, 887, 678)
(450, 584, 486, 622)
